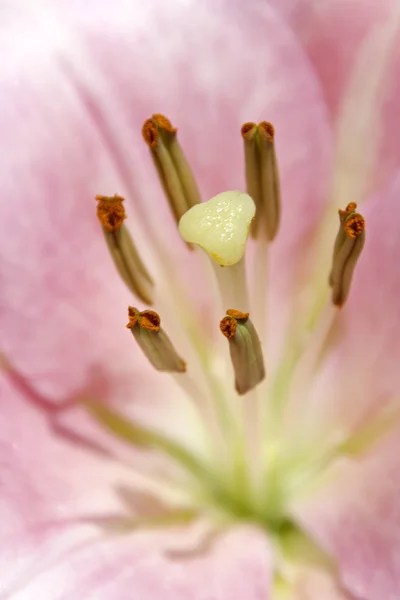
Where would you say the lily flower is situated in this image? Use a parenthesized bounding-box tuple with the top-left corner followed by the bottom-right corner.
(1, 1, 400, 598)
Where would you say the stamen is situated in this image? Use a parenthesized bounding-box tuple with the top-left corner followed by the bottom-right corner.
(127, 307, 186, 373)
(329, 203, 366, 306)
(96, 195, 154, 304)
(241, 121, 281, 240)
(220, 310, 265, 395)
(142, 114, 201, 224)
(179, 191, 255, 311)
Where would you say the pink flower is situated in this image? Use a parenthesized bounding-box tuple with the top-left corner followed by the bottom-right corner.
(1, 1, 400, 598)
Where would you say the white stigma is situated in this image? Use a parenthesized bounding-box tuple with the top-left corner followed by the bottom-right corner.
(178, 191, 255, 265)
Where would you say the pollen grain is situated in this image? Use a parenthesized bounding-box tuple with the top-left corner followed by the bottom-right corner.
(241, 122, 256, 138)
(96, 194, 126, 232)
(126, 306, 139, 329)
(344, 213, 365, 238)
(220, 316, 237, 340)
(139, 310, 161, 332)
(142, 119, 159, 148)
(226, 309, 249, 321)
(259, 121, 274, 141)
(152, 114, 177, 133)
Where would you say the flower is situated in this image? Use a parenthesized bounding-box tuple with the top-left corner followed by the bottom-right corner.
(1, 1, 400, 598)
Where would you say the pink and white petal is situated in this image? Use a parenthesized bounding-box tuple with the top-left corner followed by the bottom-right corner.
(328, 3, 400, 211)
(293, 426, 400, 600)
(292, 566, 355, 600)
(3, 524, 272, 600)
(0, 0, 332, 389)
(0, 376, 250, 600)
(267, 0, 398, 116)
(287, 172, 400, 442)
(268, 0, 400, 211)
(0, 372, 135, 594)
(289, 174, 400, 600)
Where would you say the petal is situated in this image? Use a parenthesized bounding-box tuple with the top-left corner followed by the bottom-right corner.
(269, 0, 397, 115)
(3, 514, 273, 599)
(1, 372, 273, 597)
(1, 3, 328, 592)
(0, 372, 135, 594)
(288, 175, 400, 599)
(0, 0, 332, 390)
(294, 428, 400, 600)
(270, 0, 400, 212)
(294, 172, 400, 437)
(292, 567, 354, 600)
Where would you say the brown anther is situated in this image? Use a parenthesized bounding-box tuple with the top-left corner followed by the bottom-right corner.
(259, 121, 274, 141)
(346, 202, 357, 213)
(152, 114, 177, 133)
(96, 194, 126, 232)
(126, 306, 139, 329)
(226, 309, 249, 321)
(220, 316, 237, 340)
(139, 310, 161, 332)
(344, 213, 365, 239)
(339, 202, 358, 219)
(142, 119, 159, 148)
(241, 122, 256, 138)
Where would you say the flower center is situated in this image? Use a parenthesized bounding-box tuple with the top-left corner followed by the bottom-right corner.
(90, 114, 368, 572)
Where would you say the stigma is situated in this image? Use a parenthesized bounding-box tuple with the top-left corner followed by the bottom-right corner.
(178, 190, 255, 266)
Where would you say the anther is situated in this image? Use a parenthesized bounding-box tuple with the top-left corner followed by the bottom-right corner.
(96, 194, 126, 231)
(95, 195, 154, 305)
(241, 121, 281, 240)
(329, 203, 366, 307)
(142, 119, 159, 149)
(220, 316, 237, 340)
(127, 307, 186, 373)
(220, 310, 265, 395)
(142, 114, 201, 225)
(344, 213, 365, 239)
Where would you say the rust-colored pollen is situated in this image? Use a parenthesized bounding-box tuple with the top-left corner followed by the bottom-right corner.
(220, 316, 237, 340)
(226, 309, 249, 321)
(345, 202, 357, 213)
(126, 306, 139, 329)
(142, 119, 159, 148)
(152, 113, 177, 134)
(139, 310, 161, 332)
(344, 213, 365, 239)
(259, 121, 274, 142)
(339, 202, 358, 219)
(241, 122, 256, 138)
(96, 194, 126, 231)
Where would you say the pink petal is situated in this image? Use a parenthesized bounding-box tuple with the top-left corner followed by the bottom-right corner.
(296, 173, 400, 436)
(0, 1, 330, 594)
(292, 566, 354, 600)
(270, 0, 400, 211)
(294, 428, 400, 600)
(287, 174, 400, 600)
(269, 0, 397, 115)
(0, 1, 330, 412)
(1, 373, 273, 597)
